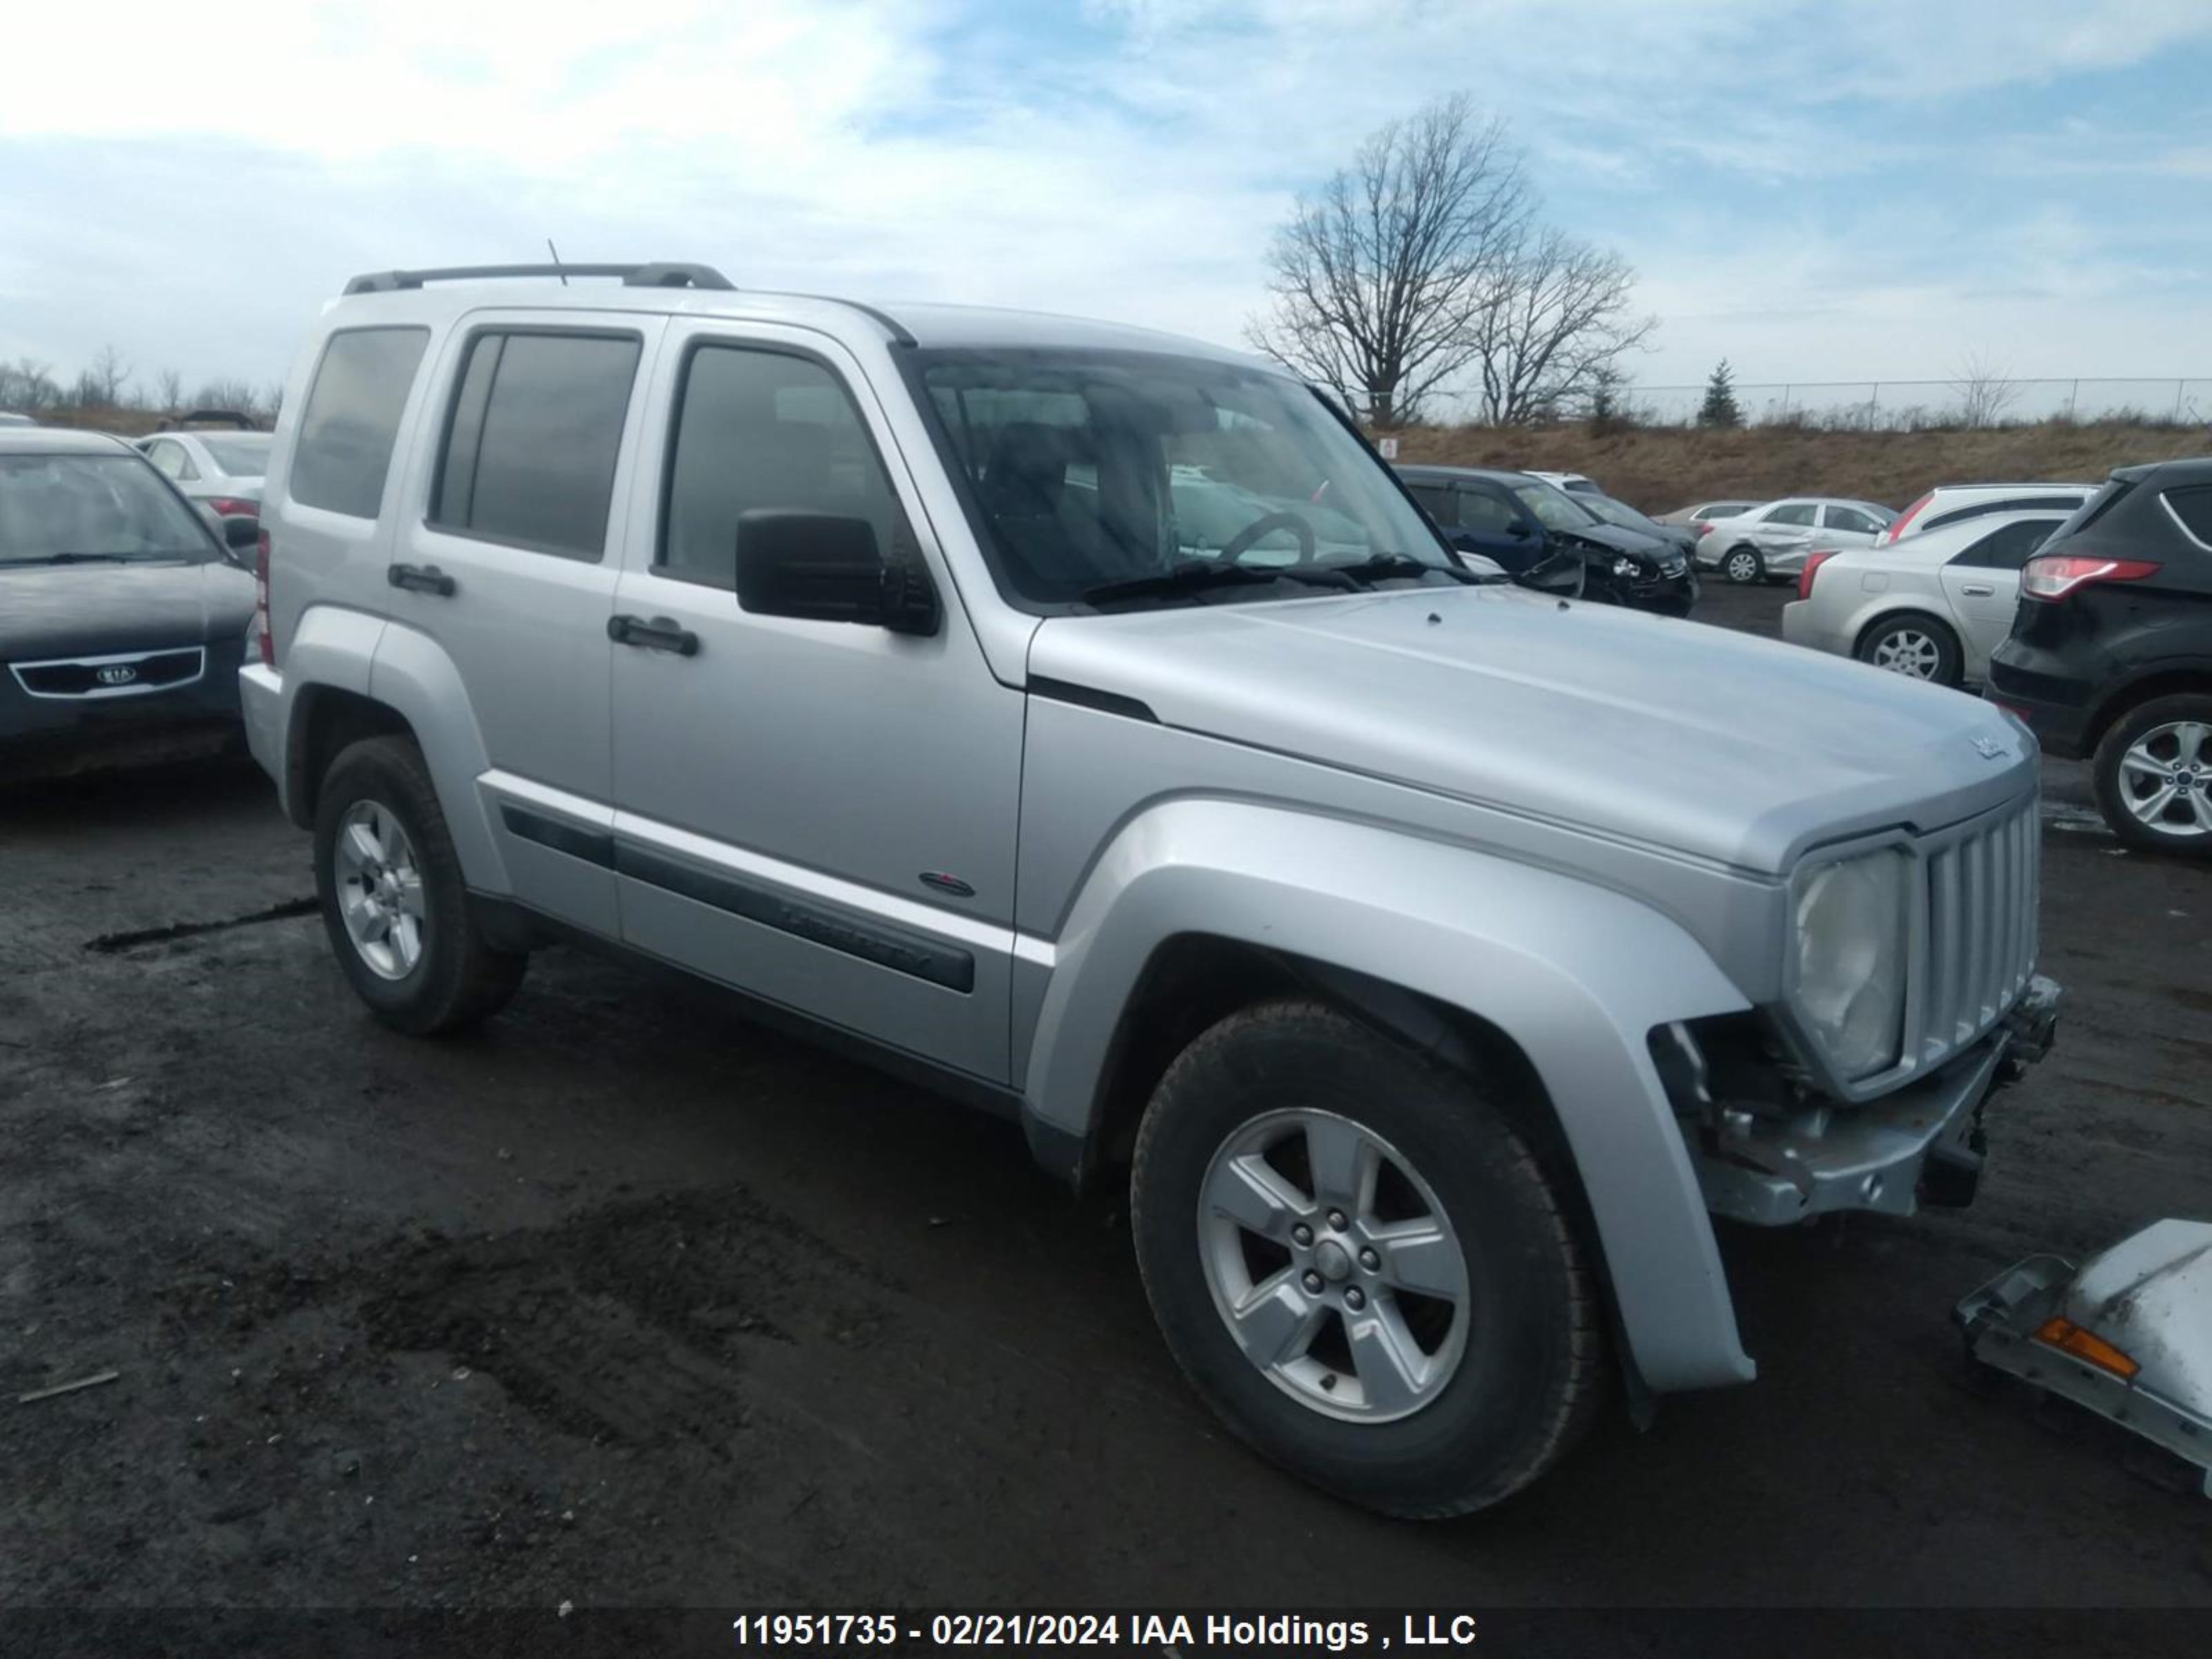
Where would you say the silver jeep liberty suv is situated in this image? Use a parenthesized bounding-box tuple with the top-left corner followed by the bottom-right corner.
(241, 262, 2059, 1516)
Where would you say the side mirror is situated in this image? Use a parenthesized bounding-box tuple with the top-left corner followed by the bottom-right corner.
(733, 509, 938, 636)
(1506, 520, 1531, 538)
(223, 514, 259, 551)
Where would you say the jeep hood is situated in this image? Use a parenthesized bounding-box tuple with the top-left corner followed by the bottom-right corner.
(1027, 585, 2036, 874)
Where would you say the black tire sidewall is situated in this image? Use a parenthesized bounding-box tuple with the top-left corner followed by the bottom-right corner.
(1131, 1004, 1588, 1516)
(312, 738, 480, 1029)
(1858, 613, 1962, 687)
(2094, 694, 2212, 856)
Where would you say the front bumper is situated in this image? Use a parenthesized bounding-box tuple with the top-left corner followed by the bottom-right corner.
(1687, 975, 2061, 1227)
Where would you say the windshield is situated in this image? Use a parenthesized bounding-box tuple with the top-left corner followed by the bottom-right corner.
(1506, 478, 1602, 532)
(0, 452, 216, 565)
(913, 349, 1459, 608)
(198, 433, 271, 474)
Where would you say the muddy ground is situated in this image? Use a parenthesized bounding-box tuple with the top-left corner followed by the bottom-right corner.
(2, 582, 2208, 1642)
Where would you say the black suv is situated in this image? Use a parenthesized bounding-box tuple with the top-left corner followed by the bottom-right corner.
(1987, 457, 2212, 855)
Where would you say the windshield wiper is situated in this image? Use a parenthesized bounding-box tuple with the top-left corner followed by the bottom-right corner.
(1081, 561, 1305, 607)
(1320, 552, 1478, 587)
(21, 552, 133, 565)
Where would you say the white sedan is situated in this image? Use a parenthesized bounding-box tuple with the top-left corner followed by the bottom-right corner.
(1696, 496, 1895, 583)
(1780, 509, 2068, 688)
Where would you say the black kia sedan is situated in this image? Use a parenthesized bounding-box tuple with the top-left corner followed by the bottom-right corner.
(2, 428, 259, 780)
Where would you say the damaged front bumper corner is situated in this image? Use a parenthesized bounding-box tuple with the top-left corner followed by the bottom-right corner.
(1679, 975, 2062, 1228)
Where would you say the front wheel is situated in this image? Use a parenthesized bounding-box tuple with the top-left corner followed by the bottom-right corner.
(2093, 694, 2212, 856)
(313, 735, 527, 1033)
(1130, 1000, 1603, 1517)
(1721, 545, 1764, 584)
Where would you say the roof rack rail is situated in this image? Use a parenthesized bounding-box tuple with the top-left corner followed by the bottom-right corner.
(341, 262, 735, 296)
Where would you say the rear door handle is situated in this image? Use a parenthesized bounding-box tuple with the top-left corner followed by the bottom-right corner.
(608, 614, 700, 656)
(388, 563, 456, 597)
(1960, 583, 1996, 597)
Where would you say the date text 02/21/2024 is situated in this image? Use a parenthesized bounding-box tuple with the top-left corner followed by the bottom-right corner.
(729, 1612, 1483, 1649)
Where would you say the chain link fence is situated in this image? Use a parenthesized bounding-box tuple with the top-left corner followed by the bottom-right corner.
(1597, 377, 2212, 431)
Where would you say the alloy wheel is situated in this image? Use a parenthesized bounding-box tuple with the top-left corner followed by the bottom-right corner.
(2117, 720, 2212, 838)
(1197, 1108, 1470, 1423)
(332, 799, 429, 979)
(1870, 627, 1942, 679)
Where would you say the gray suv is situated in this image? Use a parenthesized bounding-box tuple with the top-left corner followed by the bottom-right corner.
(241, 263, 2059, 1517)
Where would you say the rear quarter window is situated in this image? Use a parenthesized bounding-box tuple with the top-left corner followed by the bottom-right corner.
(290, 327, 430, 519)
(2160, 484, 2212, 548)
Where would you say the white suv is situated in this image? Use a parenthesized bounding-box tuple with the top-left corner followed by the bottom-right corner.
(1880, 482, 2094, 547)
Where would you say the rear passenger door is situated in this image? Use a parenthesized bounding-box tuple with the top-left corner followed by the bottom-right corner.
(603, 323, 1023, 1085)
(1941, 517, 2059, 668)
(383, 312, 665, 936)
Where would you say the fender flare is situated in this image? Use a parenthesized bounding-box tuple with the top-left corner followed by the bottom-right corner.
(1020, 798, 1757, 1392)
(360, 619, 509, 895)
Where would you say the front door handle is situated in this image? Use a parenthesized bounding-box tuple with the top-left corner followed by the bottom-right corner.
(388, 563, 456, 597)
(1960, 583, 1996, 597)
(608, 614, 700, 656)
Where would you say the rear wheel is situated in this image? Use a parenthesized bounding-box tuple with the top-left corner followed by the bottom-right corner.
(2093, 694, 2212, 856)
(1130, 1000, 1603, 1517)
(1855, 612, 1963, 688)
(313, 735, 527, 1033)
(1721, 545, 1763, 584)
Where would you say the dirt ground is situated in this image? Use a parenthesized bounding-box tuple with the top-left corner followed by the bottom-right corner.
(3, 582, 2208, 1642)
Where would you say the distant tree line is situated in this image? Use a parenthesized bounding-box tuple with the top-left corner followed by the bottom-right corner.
(0, 348, 281, 422)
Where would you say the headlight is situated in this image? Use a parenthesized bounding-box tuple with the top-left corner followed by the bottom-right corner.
(1790, 850, 1909, 1080)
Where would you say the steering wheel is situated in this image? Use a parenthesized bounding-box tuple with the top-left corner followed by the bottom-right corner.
(1219, 511, 1317, 567)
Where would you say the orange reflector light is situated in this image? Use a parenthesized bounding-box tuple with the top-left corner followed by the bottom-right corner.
(2034, 1316, 2140, 1380)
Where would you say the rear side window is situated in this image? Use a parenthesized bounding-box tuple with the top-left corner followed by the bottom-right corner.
(1824, 505, 1883, 535)
(2162, 485, 2212, 547)
(291, 327, 429, 518)
(1951, 518, 2057, 571)
(432, 330, 641, 559)
(659, 344, 899, 590)
(1927, 494, 2085, 534)
(1766, 503, 1818, 527)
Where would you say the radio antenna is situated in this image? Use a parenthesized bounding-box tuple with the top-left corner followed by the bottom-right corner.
(546, 238, 568, 285)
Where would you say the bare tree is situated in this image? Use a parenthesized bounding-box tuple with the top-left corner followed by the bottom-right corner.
(84, 343, 132, 408)
(1951, 351, 2021, 429)
(1245, 94, 1532, 427)
(0, 357, 60, 413)
(1463, 225, 1656, 424)
(189, 377, 262, 415)
(156, 367, 184, 413)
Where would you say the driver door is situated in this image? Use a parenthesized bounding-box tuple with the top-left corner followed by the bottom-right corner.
(1453, 483, 1542, 572)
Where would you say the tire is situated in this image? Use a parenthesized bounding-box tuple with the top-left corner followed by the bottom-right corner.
(1130, 999, 1603, 1518)
(1855, 612, 1963, 688)
(312, 735, 527, 1033)
(1721, 545, 1763, 584)
(2092, 693, 2212, 857)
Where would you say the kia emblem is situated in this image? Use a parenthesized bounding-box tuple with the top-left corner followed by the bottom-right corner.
(95, 664, 138, 686)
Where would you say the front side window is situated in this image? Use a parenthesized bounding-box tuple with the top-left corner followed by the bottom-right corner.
(1952, 518, 2057, 570)
(0, 453, 218, 565)
(915, 349, 1463, 609)
(1506, 478, 1600, 532)
(432, 330, 641, 559)
(1404, 482, 1456, 525)
(292, 327, 429, 519)
(661, 345, 900, 590)
(1458, 487, 1522, 536)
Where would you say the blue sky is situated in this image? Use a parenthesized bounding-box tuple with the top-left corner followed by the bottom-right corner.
(3, 0, 2211, 406)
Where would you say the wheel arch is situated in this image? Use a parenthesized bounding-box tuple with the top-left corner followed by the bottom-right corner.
(1016, 798, 1757, 1393)
(1853, 604, 1960, 659)
(2084, 666, 2212, 753)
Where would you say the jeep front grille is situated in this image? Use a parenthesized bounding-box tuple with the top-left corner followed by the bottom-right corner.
(1913, 794, 2039, 1067)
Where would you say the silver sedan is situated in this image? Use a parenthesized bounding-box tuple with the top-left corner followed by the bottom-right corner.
(1780, 509, 2067, 688)
(1696, 496, 1895, 583)
(133, 429, 271, 521)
